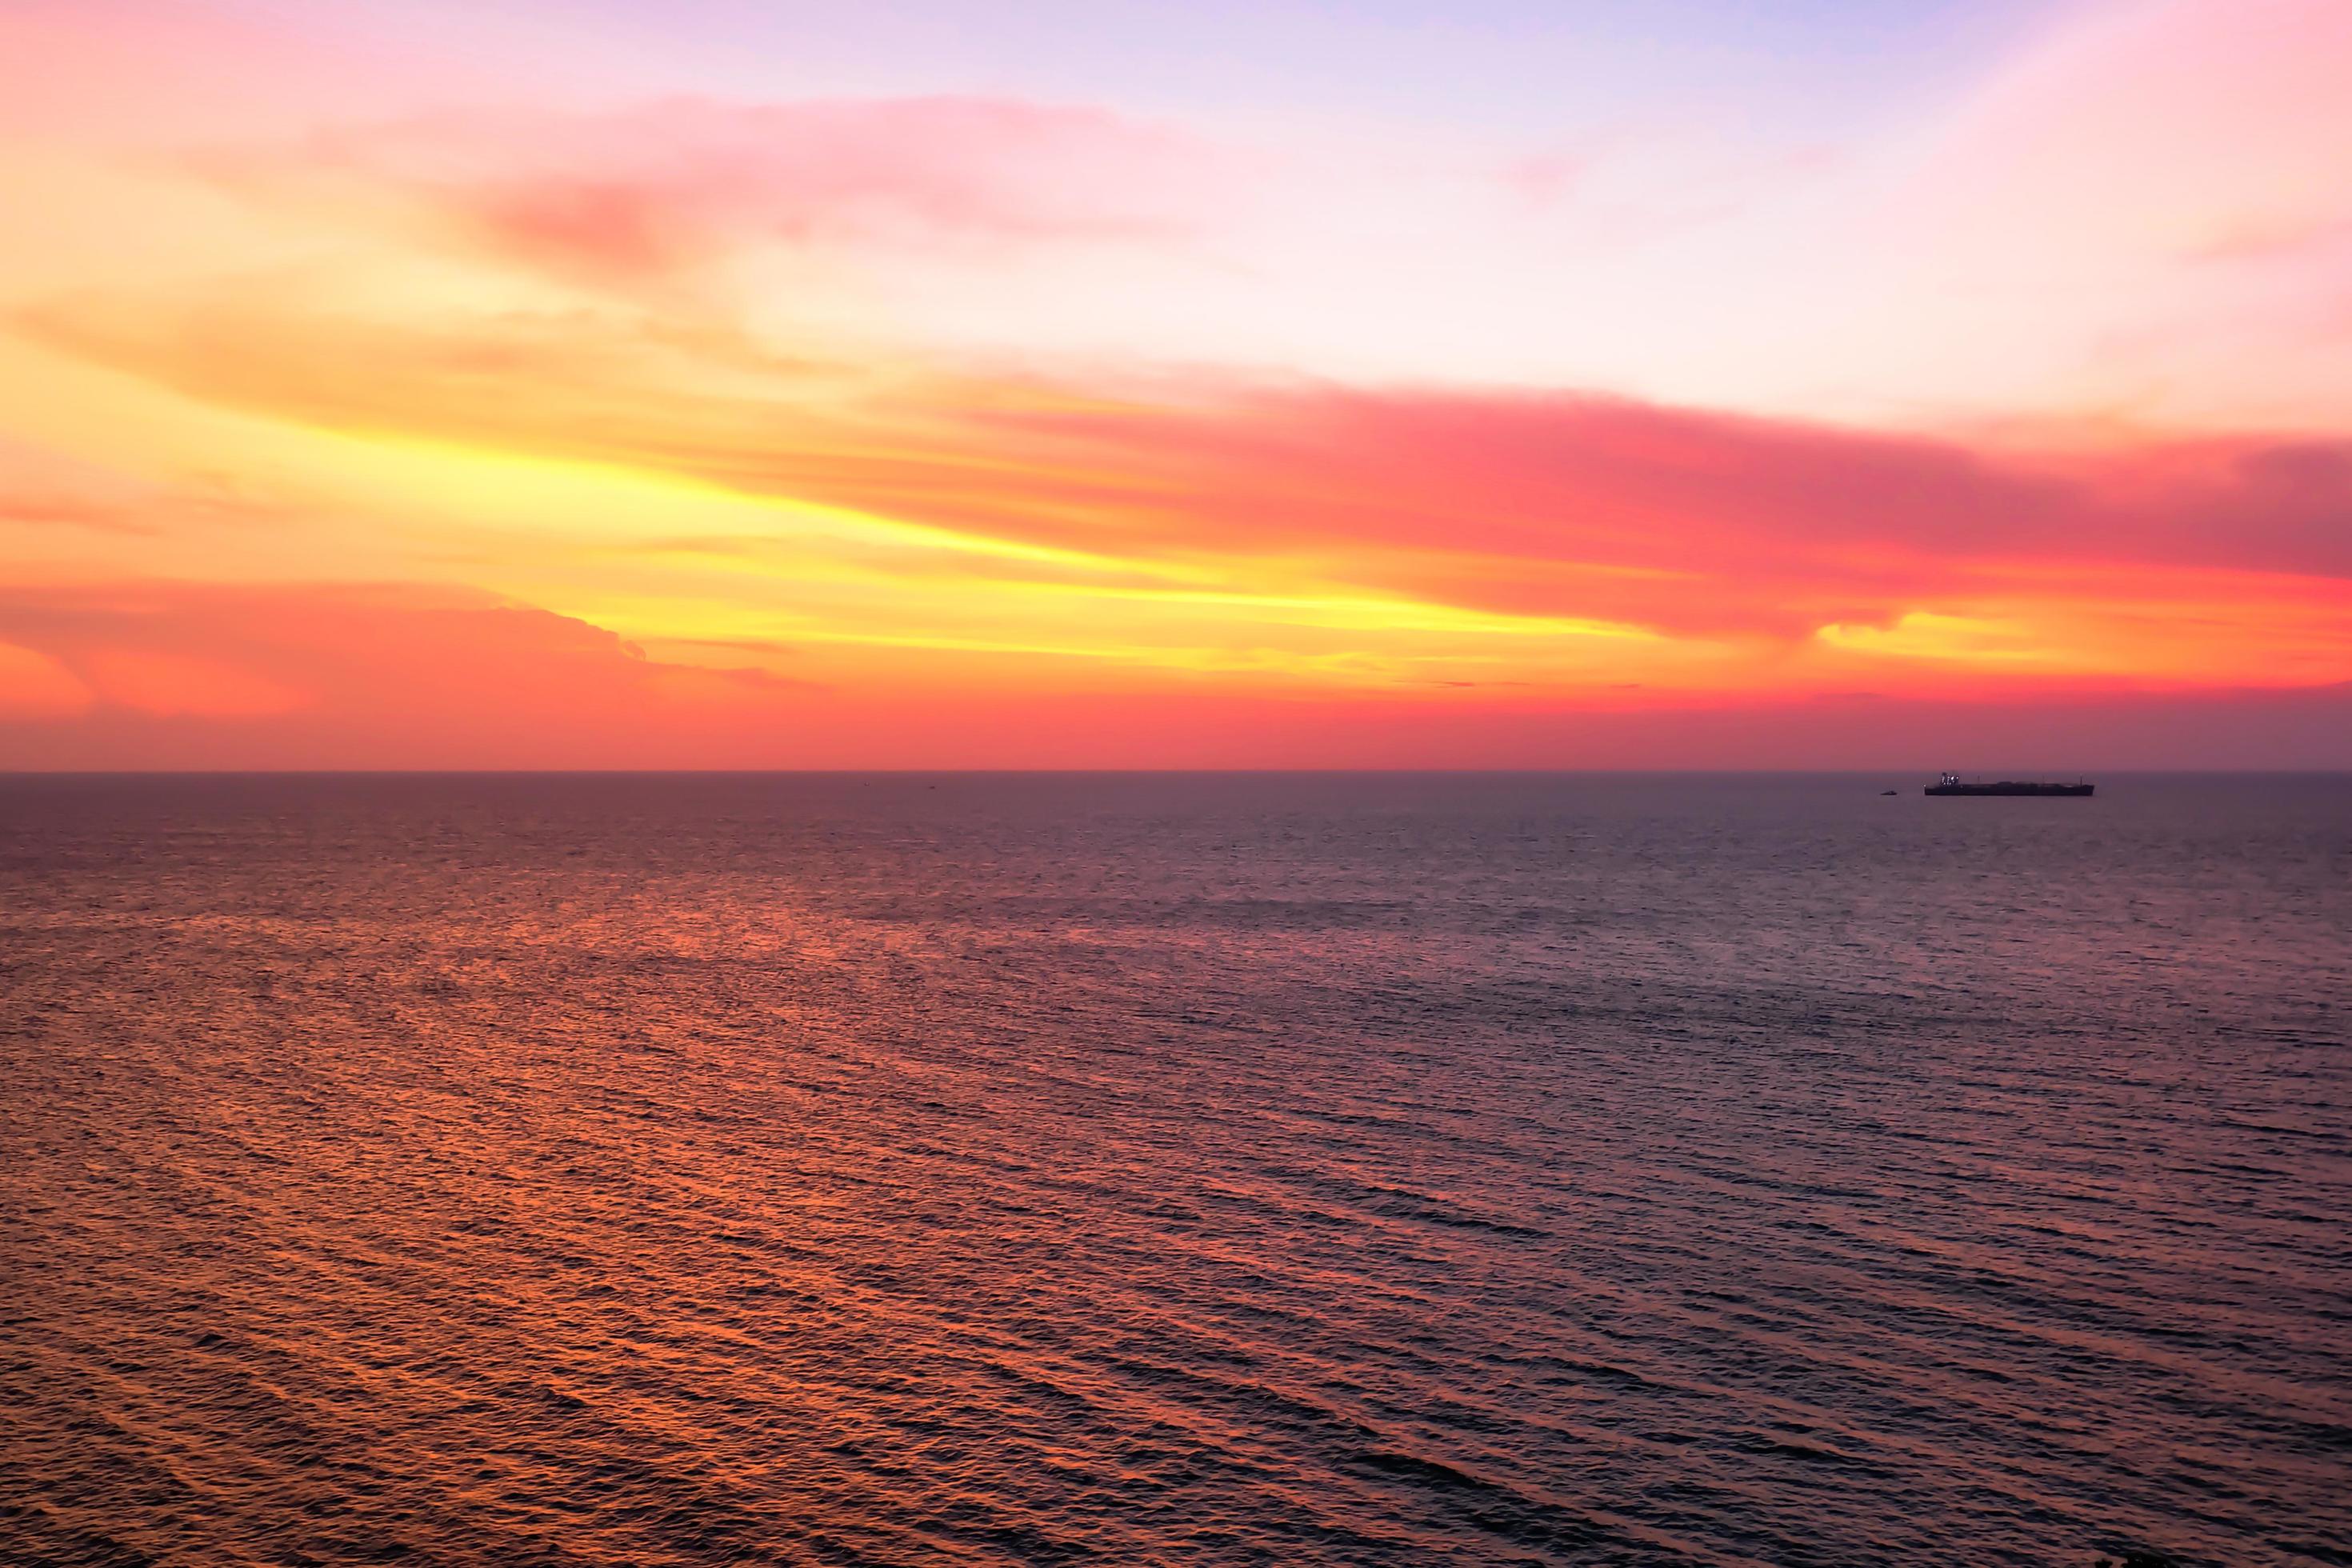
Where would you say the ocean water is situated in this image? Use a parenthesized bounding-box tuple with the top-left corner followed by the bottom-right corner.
(2, 772, 2346, 1567)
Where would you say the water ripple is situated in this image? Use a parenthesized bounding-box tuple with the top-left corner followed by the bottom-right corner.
(2, 772, 2346, 1566)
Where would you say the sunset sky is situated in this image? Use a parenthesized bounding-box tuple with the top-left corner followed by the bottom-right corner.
(2, 0, 2347, 767)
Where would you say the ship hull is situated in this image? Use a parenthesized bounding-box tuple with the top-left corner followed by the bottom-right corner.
(1925, 783, 2094, 797)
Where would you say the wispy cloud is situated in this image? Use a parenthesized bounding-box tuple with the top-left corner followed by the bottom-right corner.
(19, 283, 2350, 684)
(186, 97, 1210, 293)
(3, 0, 2350, 765)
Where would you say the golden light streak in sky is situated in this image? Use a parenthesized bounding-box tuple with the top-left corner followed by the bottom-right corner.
(2, 0, 2348, 766)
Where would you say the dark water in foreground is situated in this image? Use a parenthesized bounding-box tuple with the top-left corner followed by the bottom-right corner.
(2, 773, 2347, 1567)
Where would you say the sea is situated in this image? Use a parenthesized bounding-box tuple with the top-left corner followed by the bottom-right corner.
(2, 772, 2346, 1567)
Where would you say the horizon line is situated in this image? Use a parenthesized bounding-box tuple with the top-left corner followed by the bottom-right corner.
(4, 767, 2345, 779)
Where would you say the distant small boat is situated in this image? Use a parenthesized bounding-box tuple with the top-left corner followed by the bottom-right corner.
(1879, 789, 1898, 795)
(1925, 771, 2093, 798)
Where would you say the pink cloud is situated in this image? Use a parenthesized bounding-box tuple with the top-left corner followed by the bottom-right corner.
(194, 97, 1206, 290)
(18, 286, 2352, 663)
(0, 582, 817, 767)
(2, 578, 2346, 769)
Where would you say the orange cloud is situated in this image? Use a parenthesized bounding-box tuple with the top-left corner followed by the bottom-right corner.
(0, 582, 820, 766)
(0, 640, 91, 718)
(79, 647, 304, 717)
(6, 24, 2351, 768)
(19, 286, 2352, 696)
(2, 579, 2347, 770)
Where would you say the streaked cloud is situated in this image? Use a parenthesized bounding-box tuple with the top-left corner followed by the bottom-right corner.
(1, 0, 2347, 765)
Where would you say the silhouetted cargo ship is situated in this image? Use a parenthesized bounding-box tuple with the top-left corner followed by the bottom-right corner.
(1926, 772, 2094, 797)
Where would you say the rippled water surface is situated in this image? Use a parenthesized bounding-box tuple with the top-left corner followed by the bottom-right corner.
(3, 773, 2348, 1566)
